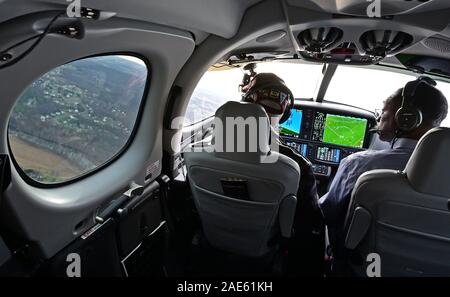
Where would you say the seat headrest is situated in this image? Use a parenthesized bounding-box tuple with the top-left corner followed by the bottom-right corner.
(405, 127, 450, 197)
(212, 101, 271, 163)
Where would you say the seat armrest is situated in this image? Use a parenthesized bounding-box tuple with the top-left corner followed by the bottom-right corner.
(279, 195, 297, 238)
(345, 206, 372, 250)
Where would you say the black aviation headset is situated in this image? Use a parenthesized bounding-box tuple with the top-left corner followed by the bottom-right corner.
(242, 81, 295, 124)
(394, 76, 437, 133)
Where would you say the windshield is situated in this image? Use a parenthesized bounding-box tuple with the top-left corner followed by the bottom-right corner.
(255, 62, 323, 98)
(185, 61, 323, 125)
(186, 61, 450, 127)
(324, 65, 450, 127)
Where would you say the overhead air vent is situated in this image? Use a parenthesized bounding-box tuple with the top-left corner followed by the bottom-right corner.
(359, 30, 413, 58)
(299, 42, 383, 65)
(297, 27, 343, 53)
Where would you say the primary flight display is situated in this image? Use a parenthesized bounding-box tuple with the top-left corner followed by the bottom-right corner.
(280, 109, 302, 137)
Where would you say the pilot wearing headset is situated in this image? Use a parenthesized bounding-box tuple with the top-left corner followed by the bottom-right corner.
(319, 77, 448, 274)
(242, 73, 325, 276)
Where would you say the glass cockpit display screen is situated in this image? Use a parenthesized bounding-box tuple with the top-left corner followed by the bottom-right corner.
(312, 112, 368, 148)
(316, 146, 341, 163)
(280, 109, 302, 137)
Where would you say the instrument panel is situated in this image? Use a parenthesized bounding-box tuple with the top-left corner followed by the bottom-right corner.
(280, 103, 376, 173)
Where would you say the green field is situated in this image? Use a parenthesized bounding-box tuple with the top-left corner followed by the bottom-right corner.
(322, 115, 367, 148)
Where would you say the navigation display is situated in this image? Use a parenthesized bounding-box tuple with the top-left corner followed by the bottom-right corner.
(280, 109, 302, 137)
(323, 114, 367, 148)
(312, 112, 367, 148)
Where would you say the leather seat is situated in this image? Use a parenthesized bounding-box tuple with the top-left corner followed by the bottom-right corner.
(345, 127, 450, 276)
(184, 101, 300, 257)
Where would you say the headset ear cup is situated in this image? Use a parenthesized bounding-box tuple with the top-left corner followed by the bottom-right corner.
(242, 90, 255, 103)
(395, 106, 422, 132)
(395, 78, 429, 132)
(280, 104, 290, 123)
(279, 91, 294, 124)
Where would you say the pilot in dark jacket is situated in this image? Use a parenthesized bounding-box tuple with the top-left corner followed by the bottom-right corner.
(242, 73, 324, 276)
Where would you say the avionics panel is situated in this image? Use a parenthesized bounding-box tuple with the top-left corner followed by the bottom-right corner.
(279, 103, 376, 169)
(280, 108, 370, 149)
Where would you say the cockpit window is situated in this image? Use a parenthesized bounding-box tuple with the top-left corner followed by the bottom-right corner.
(185, 67, 243, 126)
(324, 66, 414, 111)
(324, 65, 450, 127)
(254, 62, 323, 98)
(185, 61, 323, 126)
(8, 55, 148, 185)
(186, 62, 450, 127)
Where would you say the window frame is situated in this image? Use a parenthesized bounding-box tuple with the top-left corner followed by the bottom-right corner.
(7, 52, 152, 188)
